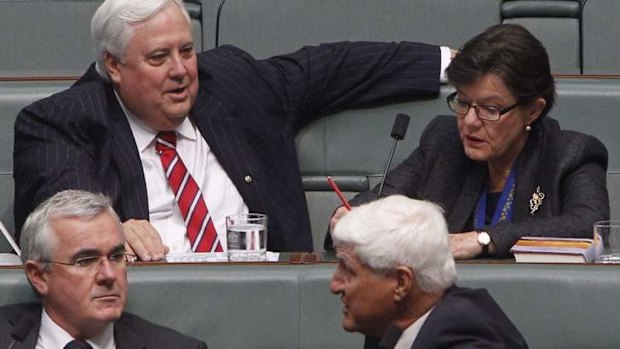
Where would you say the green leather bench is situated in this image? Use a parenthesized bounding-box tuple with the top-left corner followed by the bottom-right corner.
(1, 262, 619, 348)
(1, 77, 620, 252)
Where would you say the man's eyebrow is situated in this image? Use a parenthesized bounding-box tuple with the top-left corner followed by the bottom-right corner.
(69, 243, 125, 260)
(336, 254, 353, 268)
(70, 248, 100, 260)
(110, 244, 125, 254)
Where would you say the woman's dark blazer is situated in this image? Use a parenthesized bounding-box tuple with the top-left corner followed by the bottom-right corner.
(348, 115, 609, 257)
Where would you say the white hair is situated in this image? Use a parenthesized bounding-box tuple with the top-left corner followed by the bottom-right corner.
(332, 195, 457, 293)
(20, 190, 121, 267)
(91, 0, 191, 81)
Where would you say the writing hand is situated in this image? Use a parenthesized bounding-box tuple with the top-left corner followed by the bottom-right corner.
(329, 206, 350, 232)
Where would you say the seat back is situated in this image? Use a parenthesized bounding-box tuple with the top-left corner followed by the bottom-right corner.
(0, 1, 203, 78)
(582, 0, 620, 74)
(217, 0, 501, 58)
(502, 0, 582, 73)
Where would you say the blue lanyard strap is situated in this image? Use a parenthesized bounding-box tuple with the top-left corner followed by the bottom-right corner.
(474, 165, 517, 229)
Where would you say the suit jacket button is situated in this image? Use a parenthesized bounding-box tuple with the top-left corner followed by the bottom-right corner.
(244, 175, 253, 184)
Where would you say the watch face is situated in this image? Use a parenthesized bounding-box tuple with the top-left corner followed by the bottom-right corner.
(478, 232, 491, 245)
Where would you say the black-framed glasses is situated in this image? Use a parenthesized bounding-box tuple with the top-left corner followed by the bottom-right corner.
(43, 252, 136, 274)
(446, 92, 520, 121)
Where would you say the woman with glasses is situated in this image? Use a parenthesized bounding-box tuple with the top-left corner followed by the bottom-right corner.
(328, 24, 609, 259)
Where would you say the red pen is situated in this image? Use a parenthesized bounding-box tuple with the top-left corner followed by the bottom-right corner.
(327, 176, 352, 211)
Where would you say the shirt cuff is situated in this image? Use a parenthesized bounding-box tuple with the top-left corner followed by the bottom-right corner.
(439, 46, 452, 84)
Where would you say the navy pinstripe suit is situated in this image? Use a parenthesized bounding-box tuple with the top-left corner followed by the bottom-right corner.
(14, 41, 441, 251)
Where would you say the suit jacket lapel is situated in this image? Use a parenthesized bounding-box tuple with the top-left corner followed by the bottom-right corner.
(104, 86, 150, 220)
(8, 306, 41, 349)
(113, 317, 145, 349)
(189, 88, 268, 215)
(7, 306, 146, 349)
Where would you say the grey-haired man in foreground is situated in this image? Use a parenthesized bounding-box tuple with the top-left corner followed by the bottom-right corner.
(0, 190, 206, 349)
(330, 195, 528, 348)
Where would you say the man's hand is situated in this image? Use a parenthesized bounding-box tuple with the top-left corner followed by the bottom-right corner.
(449, 231, 484, 260)
(122, 219, 169, 261)
(329, 206, 350, 232)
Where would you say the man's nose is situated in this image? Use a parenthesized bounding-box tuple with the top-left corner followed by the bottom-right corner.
(95, 258, 118, 284)
(169, 54, 187, 77)
(330, 271, 344, 294)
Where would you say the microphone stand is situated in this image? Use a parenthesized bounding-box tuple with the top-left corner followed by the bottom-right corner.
(377, 139, 399, 198)
(377, 113, 410, 198)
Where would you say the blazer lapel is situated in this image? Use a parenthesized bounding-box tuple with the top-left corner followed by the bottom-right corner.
(513, 123, 547, 221)
(447, 162, 486, 231)
(104, 87, 150, 220)
(189, 88, 268, 215)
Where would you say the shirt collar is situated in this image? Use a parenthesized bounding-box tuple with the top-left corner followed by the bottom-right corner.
(114, 90, 196, 153)
(393, 306, 434, 349)
(377, 306, 435, 349)
(39, 308, 115, 349)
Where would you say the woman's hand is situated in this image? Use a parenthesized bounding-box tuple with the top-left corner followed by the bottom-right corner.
(329, 206, 350, 232)
(449, 231, 484, 260)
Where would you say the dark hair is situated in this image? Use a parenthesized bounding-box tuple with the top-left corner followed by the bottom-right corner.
(446, 24, 555, 120)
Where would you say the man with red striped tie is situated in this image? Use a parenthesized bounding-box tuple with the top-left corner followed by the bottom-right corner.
(14, 0, 448, 260)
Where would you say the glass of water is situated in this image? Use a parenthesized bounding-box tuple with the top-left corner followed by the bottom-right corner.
(226, 213, 268, 262)
(595, 220, 620, 263)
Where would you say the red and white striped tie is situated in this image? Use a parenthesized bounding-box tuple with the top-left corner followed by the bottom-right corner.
(156, 131, 223, 252)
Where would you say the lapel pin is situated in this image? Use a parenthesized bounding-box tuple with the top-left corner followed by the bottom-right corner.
(529, 186, 545, 216)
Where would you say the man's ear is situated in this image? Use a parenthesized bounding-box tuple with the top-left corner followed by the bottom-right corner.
(393, 266, 415, 302)
(24, 261, 49, 296)
(104, 51, 122, 84)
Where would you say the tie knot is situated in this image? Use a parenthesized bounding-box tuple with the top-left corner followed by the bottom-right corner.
(64, 340, 93, 349)
(156, 131, 177, 151)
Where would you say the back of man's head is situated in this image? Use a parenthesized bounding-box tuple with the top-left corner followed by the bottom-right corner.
(332, 195, 456, 293)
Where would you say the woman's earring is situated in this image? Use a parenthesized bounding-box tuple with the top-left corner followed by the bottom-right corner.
(525, 125, 532, 132)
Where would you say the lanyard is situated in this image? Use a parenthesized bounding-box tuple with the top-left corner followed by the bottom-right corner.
(474, 165, 517, 229)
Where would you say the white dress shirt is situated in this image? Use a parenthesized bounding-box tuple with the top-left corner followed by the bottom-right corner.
(394, 307, 434, 349)
(118, 94, 248, 253)
(439, 46, 451, 83)
(37, 309, 115, 349)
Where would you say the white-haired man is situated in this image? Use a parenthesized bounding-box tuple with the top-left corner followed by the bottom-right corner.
(14, 0, 452, 260)
(0, 190, 207, 349)
(330, 195, 527, 348)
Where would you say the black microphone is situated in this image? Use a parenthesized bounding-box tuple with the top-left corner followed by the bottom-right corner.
(7, 314, 35, 349)
(377, 113, 410, 198)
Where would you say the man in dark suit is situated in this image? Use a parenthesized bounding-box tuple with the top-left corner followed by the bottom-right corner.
(13, 0, 448, 260)
(0, 190, 206, 349)
(330, 195, 528, 348)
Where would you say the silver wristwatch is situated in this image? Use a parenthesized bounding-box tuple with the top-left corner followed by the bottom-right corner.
(477, 231, 491, 255)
